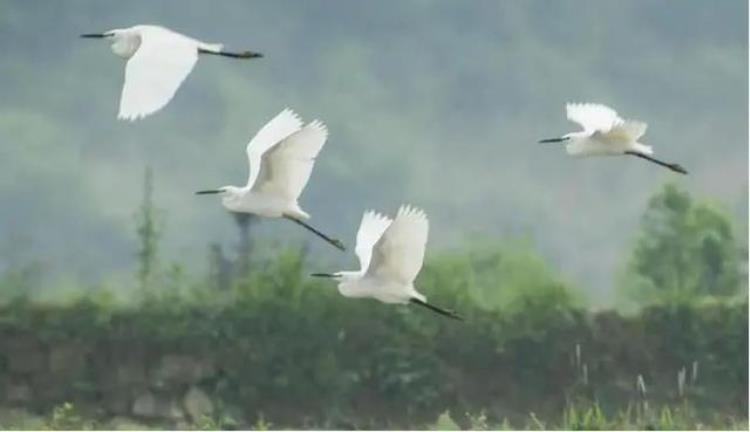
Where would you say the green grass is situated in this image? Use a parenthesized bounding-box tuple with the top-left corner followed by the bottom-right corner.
(3, 401, 744, 430)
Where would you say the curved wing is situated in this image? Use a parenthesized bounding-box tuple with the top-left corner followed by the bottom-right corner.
(608, 119, 648, 141)
(566, 103, 623, 133)
(366, 205, 429, 285)
(245, 108, 304, 189)
(118, 26, 199, 121)
(355, 211, 393, 272)
(253, 119, 328, 201)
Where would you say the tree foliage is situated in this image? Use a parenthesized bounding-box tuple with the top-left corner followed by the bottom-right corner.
(135, 166, 161, 291)
(0, 242, 746, 429)
(624, 183, 743, 305)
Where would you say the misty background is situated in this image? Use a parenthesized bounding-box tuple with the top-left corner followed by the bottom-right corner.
(0, 0, 747, 306)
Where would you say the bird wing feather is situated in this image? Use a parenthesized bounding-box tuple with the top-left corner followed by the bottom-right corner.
(566, 103, 623, 133)
(355, 211, 393, 272)
(118, 26, 199, 121)
(253, 119, 328, 201)
(608, 119, 648, 141)
(246, 108, 304, 190)
(366, 205, 429, 285)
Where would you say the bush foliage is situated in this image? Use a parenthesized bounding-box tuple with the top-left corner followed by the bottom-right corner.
(0, 242, 746, 429)
(0, 183, 746, 429)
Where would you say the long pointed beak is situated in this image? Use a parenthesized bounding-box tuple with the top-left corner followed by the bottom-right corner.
(310, 273, 336, 278)
(80, 33, 106, 38)
(195, 190, 221, 195)
(538, 137, 568, 143)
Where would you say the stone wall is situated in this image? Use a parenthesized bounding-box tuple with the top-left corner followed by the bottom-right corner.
(0, 300, 746, 429)
(0, 329, 220, 428)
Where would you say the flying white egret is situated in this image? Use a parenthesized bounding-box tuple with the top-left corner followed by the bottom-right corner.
(81, 24, 262, 121)
(539, 103, 687, 174)
(196, 108, 345, 251)
(311, 206, 462, 320)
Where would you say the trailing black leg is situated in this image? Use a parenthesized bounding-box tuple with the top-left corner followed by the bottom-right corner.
(625, 151, 687, 174)
(410, 297, 463, 321)
(199, 48, 263, 59)
(284, 215, 346, 251)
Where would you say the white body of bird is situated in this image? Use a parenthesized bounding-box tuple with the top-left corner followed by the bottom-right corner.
(82, 24, 262, 121)
(221, 189, 307, 219)
(337, 208, 426, 304)
(197, 108, 344, 251)
(539, 103, 687, 174)
(312, 206, 461, 320)
(560, 103, 652, 157)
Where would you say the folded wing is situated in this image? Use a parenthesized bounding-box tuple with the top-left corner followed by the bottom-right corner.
(355, 211, 393, 272)
(118, 27, 199, 121)
(367, 205, 429, 285)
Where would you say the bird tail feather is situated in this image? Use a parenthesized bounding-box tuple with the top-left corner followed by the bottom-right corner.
(198, 42, 224, 53)
(287, 204, 310, 220)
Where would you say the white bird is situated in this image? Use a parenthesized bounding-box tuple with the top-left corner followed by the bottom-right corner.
(311, 206, 462, 320)
(539, 103, 687, 174)
(196, 108, 345, 251)
(81, 24, 262, 121)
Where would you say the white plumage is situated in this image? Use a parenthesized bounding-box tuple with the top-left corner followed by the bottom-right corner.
(539, 102, 687, 174)
(367, 205, 429, 288)
(196, 108, 344, 251)
(563, 103, 652, 156)
(354, 210, 393, 273)
(82, 24, 261, 121)
(245, 108, 305, 195)
(312, 206, 461, 320)
(117, 26, 201, 121)
(566, 103, 622, 134)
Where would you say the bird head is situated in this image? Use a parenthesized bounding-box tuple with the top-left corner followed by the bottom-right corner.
(81, 28, 140, 58)
(538, 134, 572, 144)
(196, 185, 241, 198)
(196, 186, 246, 209)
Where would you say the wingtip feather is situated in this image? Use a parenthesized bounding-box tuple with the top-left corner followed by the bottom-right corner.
(279, 107, 303, 124)
(306, 119, 328, 135)
(363, 210, 391, 224)
(397, 204, 428, 222)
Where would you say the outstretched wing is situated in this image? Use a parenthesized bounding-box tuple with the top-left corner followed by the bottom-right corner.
(566, 103, 623, 133)
(253, 119, 328, 201)
(367, 205, 429, 285)
(354, 211, 393, 272)
(246, 108, 303, 189)
(118, 26, 199, 121)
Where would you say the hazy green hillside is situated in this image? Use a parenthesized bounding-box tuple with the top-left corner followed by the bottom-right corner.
(0, 1, 747, 305)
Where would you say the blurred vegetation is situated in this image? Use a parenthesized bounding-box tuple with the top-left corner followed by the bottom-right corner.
(0, 248, 745, 428)
(621, 183, 745, 306)
(6, 399, 748, 430)
(0, 2, 745, 429)
(135, 166, 162, 292)
(0, 177, 747, 429)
